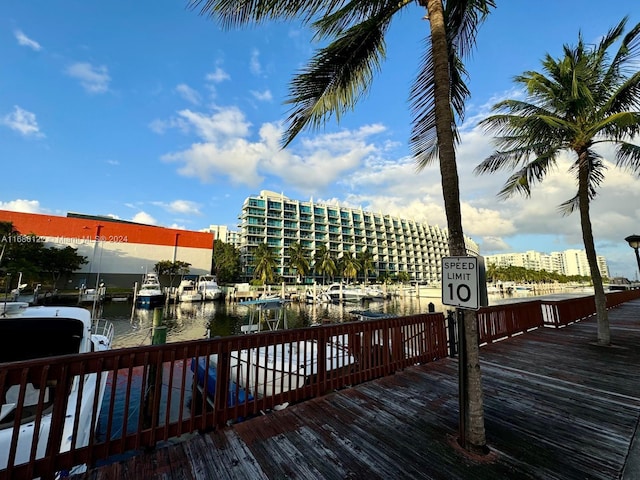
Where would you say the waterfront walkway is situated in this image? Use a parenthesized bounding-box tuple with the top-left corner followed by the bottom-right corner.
(75, 300, 640, 480)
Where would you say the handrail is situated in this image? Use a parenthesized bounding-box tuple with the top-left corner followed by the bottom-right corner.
(0, 312, 447, 480)
(2, 289, 640, 479)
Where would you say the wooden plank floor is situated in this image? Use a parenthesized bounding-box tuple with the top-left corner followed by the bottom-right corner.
(75, 300, 640, 480)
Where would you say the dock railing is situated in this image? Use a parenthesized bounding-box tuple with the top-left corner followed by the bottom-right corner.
(2, 289, 640, 480)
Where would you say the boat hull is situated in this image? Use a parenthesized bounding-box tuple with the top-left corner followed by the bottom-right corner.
(135, 294, 165, 309)
(0, 307, 113, 474)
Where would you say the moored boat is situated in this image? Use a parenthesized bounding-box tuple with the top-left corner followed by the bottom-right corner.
(0, 302, 114, 475)
(135, 273, 165, 309)
(197, 275, 223, 301)
(177, 278, 203, 303)
(322, 283, 371, 303)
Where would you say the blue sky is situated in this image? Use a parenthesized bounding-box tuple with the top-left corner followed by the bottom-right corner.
(2, 1, 640, 279)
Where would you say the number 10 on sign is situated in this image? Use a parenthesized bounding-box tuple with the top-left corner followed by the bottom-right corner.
(441, 256, 488, 310)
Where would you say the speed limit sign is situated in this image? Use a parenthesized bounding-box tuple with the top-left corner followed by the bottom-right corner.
(441, 256, 488, 310)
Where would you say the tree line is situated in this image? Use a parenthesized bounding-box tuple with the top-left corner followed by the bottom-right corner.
(0, 221, 88, 292)
(486, 263, 596, 285)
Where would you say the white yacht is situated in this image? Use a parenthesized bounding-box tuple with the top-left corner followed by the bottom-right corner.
(0, 302, 114, 475)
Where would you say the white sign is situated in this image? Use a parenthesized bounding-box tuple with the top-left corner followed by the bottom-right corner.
(441, 256, 480, 310)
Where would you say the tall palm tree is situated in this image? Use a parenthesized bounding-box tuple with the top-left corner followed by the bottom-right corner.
(288, 241, 310, 283)
(190, 0, 494, 453)
(252, 243, 278, 285)
(475, 17, 640, 346)
(314, 244, 337, 284)
(339, 251, 360, 284)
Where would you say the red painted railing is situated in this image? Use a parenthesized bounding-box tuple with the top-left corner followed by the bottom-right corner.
(2, 289, 640, 479)
(0, 312, 447, 480)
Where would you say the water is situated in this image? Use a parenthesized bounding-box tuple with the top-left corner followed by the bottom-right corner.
(94, 287, 589, 348)
(97, 295, 430, 349)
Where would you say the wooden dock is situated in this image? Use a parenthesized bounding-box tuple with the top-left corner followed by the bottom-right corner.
(75, 300, 640, 480)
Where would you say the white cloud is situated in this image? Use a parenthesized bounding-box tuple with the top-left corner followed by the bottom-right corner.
(0, 199, 43, 213)
(249, 49, 262, 76)
(2, 106, 44, 137)
(176, 107, 252, 142)
(250, 89, 273, 102)
(131, 211, 157, 225)
(14, 30, 42, 51)
(206, 67, 230, 83)
(66, 62, 111, 94)
(152, 200, 202, 216)
(157, 104, 386, 192)
(175, 84, 201, 105)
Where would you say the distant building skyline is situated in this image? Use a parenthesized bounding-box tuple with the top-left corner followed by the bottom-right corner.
(484, 249, 609, 278)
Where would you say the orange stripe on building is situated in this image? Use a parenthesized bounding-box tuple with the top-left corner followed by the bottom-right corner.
(0, 210, 214, 249)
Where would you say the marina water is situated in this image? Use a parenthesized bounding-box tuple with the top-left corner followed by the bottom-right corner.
(95, 287, 591, 349)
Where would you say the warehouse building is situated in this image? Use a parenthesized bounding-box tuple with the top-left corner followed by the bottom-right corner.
(0, 210, 214, 289)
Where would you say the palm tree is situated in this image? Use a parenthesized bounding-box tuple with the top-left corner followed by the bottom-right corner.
(288, 241, 310, 283)
(252, 243, 278, 285)
(357, 248, 375, 285)
(475, 17, 640, 346)
(190, 0, 494, 453)
(314, 244, 337, 285)
(339, 251, 361, 284)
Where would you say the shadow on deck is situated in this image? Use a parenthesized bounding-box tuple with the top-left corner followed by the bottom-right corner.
(75, 300, 640, 480)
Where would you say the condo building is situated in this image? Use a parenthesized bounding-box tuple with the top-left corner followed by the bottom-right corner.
(484, 249, 610, 278)
(238, 191, 479, 284)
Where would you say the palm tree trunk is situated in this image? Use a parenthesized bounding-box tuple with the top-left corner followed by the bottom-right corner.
(578, 156, 610, 345)
(424, 0, 486, 452)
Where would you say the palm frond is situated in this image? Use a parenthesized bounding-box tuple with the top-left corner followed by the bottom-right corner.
(615, 141, 640, 173)
(312, 0, 405, 39)
(282, 6, 400, 146)
(444, 0, 495, 59)
(189, 0, 348, 28)
(557, 194, 579, 216)
(410, 1, 493, 169)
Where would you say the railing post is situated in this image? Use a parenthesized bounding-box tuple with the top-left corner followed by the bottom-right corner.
(447, 310, 457, 357)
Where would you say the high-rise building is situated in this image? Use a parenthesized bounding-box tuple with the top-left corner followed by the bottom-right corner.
(237, 190, 479, 284)
(484, 249, 609, 278)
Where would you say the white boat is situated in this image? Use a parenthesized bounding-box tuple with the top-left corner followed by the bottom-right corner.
(177, 279, 203, 303)
(78, 283, 106, 305)
(223, 338, 354, 399)
(412, 282, 442, 299)
(197, 275, 223, 301)
(0, 302, 114, 475)
(323, 283, 371, 303)
(364, 285, 388, 300)
(135, 273, 165, 309)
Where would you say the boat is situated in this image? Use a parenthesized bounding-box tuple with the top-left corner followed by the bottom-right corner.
(349, 309, 395, 321)
(364, 285, 388, 300)
(238, 297, 290, 333)
(135, 273, 165, 309)
(322, 283, 371, 303)
(411, 282, 442, 299)
(0, 302, 114, 475)
(221, 339, 354, 399)
(78, 283, 106, 305)
(177, 278, 203, 303)
(196, 275, 223, 301)
(193, 298, 355, 402)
